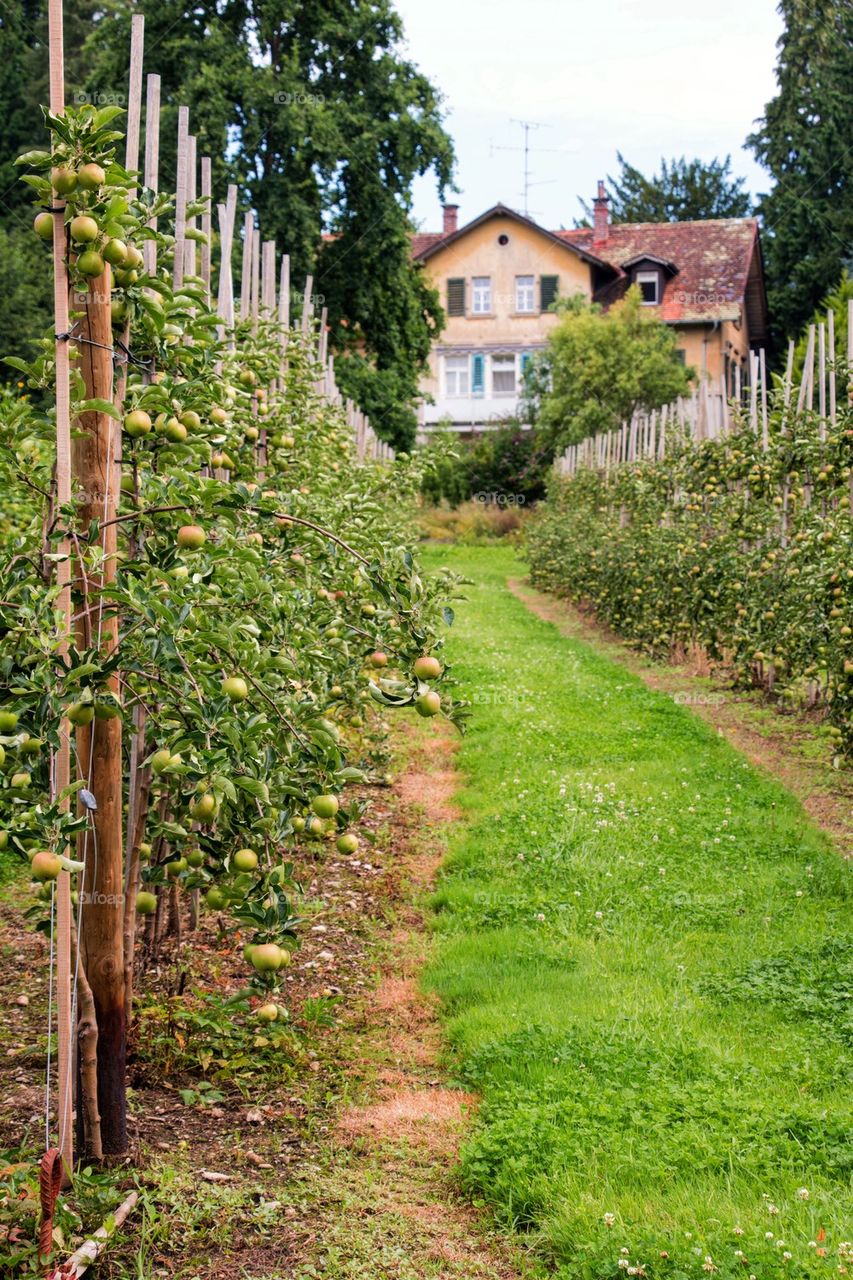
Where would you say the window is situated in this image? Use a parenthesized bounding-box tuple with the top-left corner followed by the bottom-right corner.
(447, 278, 465, 316)
(540, 275, 559, 311)
(520, 352, 533, 379)
(516, 275, 535, 313)
(471, 353, 485, 395)
(444, 355, 469, 396)
(491, 353, 516, 395)
(636, 270, 659, 304)
(675, 348, 686, 365)
(472, 276, 492, 314)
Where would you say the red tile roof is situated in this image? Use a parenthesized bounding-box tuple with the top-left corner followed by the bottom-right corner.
(556, 218, 764, 330)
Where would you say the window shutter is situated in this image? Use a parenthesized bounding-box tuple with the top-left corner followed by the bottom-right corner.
(520, 353, 532, 379)
(540, 275, 559, 311)
(447, 278, 466, 316)
(471, 353, 485, 394)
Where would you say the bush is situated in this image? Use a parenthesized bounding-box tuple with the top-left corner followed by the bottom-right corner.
(419, 420, 552, 510)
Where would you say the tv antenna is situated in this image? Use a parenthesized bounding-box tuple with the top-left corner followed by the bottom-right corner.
(491, 118, 564, 218)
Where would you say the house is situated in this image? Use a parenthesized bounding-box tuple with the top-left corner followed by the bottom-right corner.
(412, 186, 768, 434)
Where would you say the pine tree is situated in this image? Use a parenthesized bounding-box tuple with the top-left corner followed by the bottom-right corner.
(578, 154, 751, 225)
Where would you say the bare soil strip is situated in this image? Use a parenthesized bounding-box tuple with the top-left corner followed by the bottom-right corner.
(509, 577, 853, 856)
(1, 720, 536, 1279)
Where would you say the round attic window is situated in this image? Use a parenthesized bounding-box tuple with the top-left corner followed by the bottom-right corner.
(498, 233, 509, 246)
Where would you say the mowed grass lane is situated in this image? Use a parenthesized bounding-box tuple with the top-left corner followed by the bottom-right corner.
(421, 544, 852, 1280)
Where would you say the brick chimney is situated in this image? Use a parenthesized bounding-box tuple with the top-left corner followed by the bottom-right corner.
(592, 181, 609, 245)
(442, 203, 459, 236)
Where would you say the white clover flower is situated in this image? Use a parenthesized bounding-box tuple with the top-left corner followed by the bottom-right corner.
(733, 1226, 744, 1236)
(617, 1260, 630, 1270)
(783, 1252, 792, 1261)
(621, 1247, 630, 1255)
(766, 1232, 775, 1240)
(797, 1188, 809, 1200)
(767, 1204, 779, 1215)
(603, 1213, 615, 1227)
(535, 912, 545, 922)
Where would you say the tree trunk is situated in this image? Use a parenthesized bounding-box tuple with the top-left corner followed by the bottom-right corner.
(72, 274, 127, 1157)
(71, 932, 102, 1160)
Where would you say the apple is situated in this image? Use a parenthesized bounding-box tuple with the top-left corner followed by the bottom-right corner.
(177, 525, 206, 550)
(103, 238, 128, 266)
(221, 676, 249, 702)
(18, 736, 41, 756)
(0, 745, 4, 767)
(77, 250, 105, 278)
(250, 942, 284, 972)
(77, 162, 106, 190)
(210, 407, 227, 426)
(415, 691, 441, 718)
(245, 426, 259, 442)
(180, 410, 202, 432)
(32, 851, 61, 882)
(311, 794, 339, 819)
(34, 212, 54, 242)
(186, 848, 205, 868)
(166, 857, 187, 879)
(150, 748, 173, 774)
(291, 816, 306, 833)
(52, 167, 78, 195)
(336, 832, 359, 855)
(255, 1002, 278, 1022)
(70, 215, 99, 244)
(369, 651, 388, 668)
(233, 847, 258, 872)
(206, 886, 226, 910)
(190, 792, 217, 822)
(124, 409, 152, 438)
(165, 419, 188, 443)
(413, 655, 442, 680)
(138, 842, 152, 863)
(136, 890, 157, 915)
(0, 710, 18, 732)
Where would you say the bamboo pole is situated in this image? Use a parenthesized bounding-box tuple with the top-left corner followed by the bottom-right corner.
(47, 0, 73, 1187)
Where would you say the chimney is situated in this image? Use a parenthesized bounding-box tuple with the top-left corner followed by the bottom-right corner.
(442, 203, 459, 236)
(592, 181, 609, 244)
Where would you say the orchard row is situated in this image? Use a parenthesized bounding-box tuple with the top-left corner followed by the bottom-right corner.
(527, 390, 853, 755)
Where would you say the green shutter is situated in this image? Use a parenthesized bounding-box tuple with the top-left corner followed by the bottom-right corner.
(540, 275, 559, 311)
(471, 353, 485, 394)
(447, 278, 466, 316)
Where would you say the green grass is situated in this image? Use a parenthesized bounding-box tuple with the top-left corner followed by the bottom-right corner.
(421, 545, 853, 1280)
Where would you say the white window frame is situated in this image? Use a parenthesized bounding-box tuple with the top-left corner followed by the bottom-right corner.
(444, 354, 470, 397)
(515, 275, 535, 313)
(472, 276, 492, 314)
(636, 270, 660, 305)
(491, 352, 517, 396)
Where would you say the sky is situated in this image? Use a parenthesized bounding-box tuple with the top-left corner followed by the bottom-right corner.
(395, 0, 784, 232)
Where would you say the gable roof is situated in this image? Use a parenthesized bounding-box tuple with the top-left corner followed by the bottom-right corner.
(412, 206, 768, 340)
(412, 201, 615, 272)
(556, 218, 767, 337)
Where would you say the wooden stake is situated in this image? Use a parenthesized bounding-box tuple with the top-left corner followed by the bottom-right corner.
(142, 74, 160, 279)
(301, 274, 314, 336)
(239, 212, 253, 322)
(173, 106, 189, 290)
(184, 134, 197, 280)
(828, 308, 837, 427)
(759, 348, 769, 451)
(47, 0, 73, 1187)
(124, 14, 144, 190)
(200, 157, 212, 294)
(818, 322, 827, 440)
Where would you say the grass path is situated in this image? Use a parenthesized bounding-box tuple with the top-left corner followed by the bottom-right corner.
(421, 544, 852, 1280)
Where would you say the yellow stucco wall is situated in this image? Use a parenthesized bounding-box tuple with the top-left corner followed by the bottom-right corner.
(419, 213, 591, 400)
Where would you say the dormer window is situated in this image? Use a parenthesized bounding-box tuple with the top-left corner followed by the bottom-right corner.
(636, 270, 660, 305)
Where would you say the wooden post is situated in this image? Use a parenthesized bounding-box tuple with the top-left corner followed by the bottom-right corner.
(818, 322, 827, 440)
(759, 348, 769, 451)
(240, 212, 253, 322)
(72, 266, 127, 1156)
(124, 15, 144, 191)
(173, 107, 189, 290)
(183, 134, 197, 280)
(47, 0, 74, 1185)
(301, 274, 314, 336)
(200, 157, 212, 294)
(141, 74, 160, 279)
(828, 308, 836, 428)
